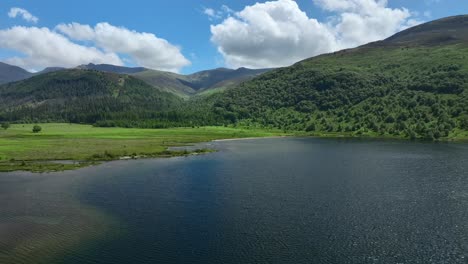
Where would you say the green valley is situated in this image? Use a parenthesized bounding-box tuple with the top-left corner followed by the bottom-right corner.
(1, 15, 468, 173)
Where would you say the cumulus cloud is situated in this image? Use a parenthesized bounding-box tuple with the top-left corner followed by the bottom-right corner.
(56, 22, 190, 72)
(314, 0, 416, 48)
(211, 0, 337, 69)
(8, 7, 38, 23)
(0, 22, 189, 72)
(210, 0, 421, 68)
(0, 26, 122, 70)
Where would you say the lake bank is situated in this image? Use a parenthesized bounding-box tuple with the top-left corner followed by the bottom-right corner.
(1, 123, 467, 172)
(0, 123, 286, 172)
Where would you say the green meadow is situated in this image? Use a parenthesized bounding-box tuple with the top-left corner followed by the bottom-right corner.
(0, 123, 284, 172)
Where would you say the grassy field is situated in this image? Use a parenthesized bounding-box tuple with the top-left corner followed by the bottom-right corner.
(0, 123, 285, 172)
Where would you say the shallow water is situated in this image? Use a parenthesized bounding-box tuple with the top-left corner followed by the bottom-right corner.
(1, 138, 468, 263)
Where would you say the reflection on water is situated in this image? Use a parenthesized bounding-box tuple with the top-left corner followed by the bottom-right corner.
(1, 138, 468, 263)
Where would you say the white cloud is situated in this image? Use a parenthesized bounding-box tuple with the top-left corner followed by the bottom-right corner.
(204, 8, 219, 19)
(8, 7, 38, 24)
(210, 0, 337, 69)
(314, 0, 415, 48)
(0, 26, 122, 70)
(210, 0, 421, 69)
(56, 22, 190, 72)
(203, 6, 234, 21)
(55, 22, 94, 41)
(221, 5, 235, 15)
(203, 5, 234, 21)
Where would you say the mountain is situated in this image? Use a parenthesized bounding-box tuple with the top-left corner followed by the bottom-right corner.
(73, 64, 271, 97)
(185, 67, 271, 91)
(0, 62, 271, 98)
(208, 15, 468, 140)
(133, 67, 271, 97)
(376, 15, 468, 46)
(35, 67, 66, 75)
(131, 70, 194, 97)
(0, 63, 66, 85)
(0, 69, 183, 125)
(77, 63, 148, 74)
(0, 62, 33, 85)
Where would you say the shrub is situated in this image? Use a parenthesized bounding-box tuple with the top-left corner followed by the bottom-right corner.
(305, 123, 316, 132)
(1, 122, 10, 130)
(32, 125, 42, 133)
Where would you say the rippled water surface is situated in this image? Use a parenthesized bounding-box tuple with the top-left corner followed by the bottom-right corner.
(1, 138, 468, 263)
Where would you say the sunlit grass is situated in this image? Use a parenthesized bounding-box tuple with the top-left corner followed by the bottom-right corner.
(0, 123, 285, 172)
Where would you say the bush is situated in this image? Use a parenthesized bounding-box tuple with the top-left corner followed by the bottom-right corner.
(32, 125, 42, 133)
(460, 115, 468, 130)
(1, 122, 10, 130)
(305, 123, 316, 132)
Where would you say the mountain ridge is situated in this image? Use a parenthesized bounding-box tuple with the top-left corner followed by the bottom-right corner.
(0, 62, 272, 97)
(371, 14, 468, 47)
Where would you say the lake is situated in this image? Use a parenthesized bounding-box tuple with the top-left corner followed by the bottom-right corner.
(1, 138, 467, 263)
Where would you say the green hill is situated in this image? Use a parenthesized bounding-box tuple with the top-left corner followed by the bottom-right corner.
(376, 15, 468, 46)
(77, 63, 148, 74)
(208, 15, 468, 140)
(0, 69, 183, 125)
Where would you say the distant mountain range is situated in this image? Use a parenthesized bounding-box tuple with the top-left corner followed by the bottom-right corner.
(133, 67, 271, 97)
(0, 62, 271, 97)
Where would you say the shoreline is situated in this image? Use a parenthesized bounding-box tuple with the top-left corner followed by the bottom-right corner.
(3, 134, 468, 174)
(0, 124, 285, 173)
(212, 135, 288, 142)
(1, 123, 467, 173)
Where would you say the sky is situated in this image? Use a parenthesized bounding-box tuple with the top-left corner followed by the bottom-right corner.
(0, 0, 466, 74)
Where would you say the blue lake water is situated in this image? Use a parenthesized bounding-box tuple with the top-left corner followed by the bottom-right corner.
(1, 138, 468, 263)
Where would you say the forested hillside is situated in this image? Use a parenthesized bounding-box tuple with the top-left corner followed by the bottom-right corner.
(0, 69, 184, 126)
(209, 16, 468, 140)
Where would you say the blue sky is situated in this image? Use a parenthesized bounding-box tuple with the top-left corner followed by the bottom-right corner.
(0, 0, 467, 74)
